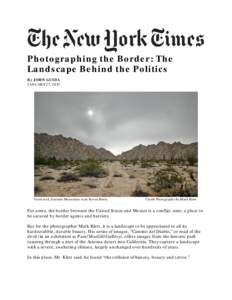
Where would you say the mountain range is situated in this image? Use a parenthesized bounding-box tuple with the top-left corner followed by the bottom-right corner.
(35, 133, 197, 161)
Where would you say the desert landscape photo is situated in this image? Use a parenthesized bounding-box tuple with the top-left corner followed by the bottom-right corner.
(34, 92, 198, 197)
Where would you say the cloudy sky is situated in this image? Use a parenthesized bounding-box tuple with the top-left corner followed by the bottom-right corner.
(34, 92, 197, 155)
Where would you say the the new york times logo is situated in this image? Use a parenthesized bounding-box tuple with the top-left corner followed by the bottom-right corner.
(27, 28, 204, 52)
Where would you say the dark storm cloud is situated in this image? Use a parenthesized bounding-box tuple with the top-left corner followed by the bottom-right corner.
(34, 92, 197, 155)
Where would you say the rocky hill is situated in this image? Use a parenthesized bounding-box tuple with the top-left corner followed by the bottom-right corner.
(35, 133, 197, 161)
(35, 133, 116, 160)
(117, 141, 197, 161)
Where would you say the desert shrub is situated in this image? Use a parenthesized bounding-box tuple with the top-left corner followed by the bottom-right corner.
(57, 173, 81, 182)
(34, 185, 42, 193)
(69, 160, 81, 167)
(35, 155, 68, 168)
(113, 173, 123, 177)
(131, 181, 150, 197)
(148, 168, 182, 193)
(129, 174, 136, 179)
(121, 160, 129, 166)
(155, 174, 180, 190)
(79, 161, 107, 178)
(140, 161, 152, 168)
(187, 155, 197, 166)
(40, 176, 55, 181)
(187, 169, 197, 182)
(157, 185, 197, 197)
(183, 185, 198, 197)
(156, 187, 179, 197)
(131, 190, 150, 197)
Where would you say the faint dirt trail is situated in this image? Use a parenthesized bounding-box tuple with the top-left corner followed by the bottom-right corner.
(99, 161, 134, 196)
(111, 161, 129, 177)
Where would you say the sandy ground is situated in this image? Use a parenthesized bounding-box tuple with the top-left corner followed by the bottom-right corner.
(34, 161, 197, 197)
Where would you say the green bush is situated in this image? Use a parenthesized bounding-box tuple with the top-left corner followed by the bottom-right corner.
(155, 174, 181, 190)
(79, 161, 107, 178)
(148, 168, 182, 193)
(147, 167, 197, 196)
(35, 155, 67, 168)
(157, 185, 197, 197)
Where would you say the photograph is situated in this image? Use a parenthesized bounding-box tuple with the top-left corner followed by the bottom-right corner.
(34, 92, 198, 197)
